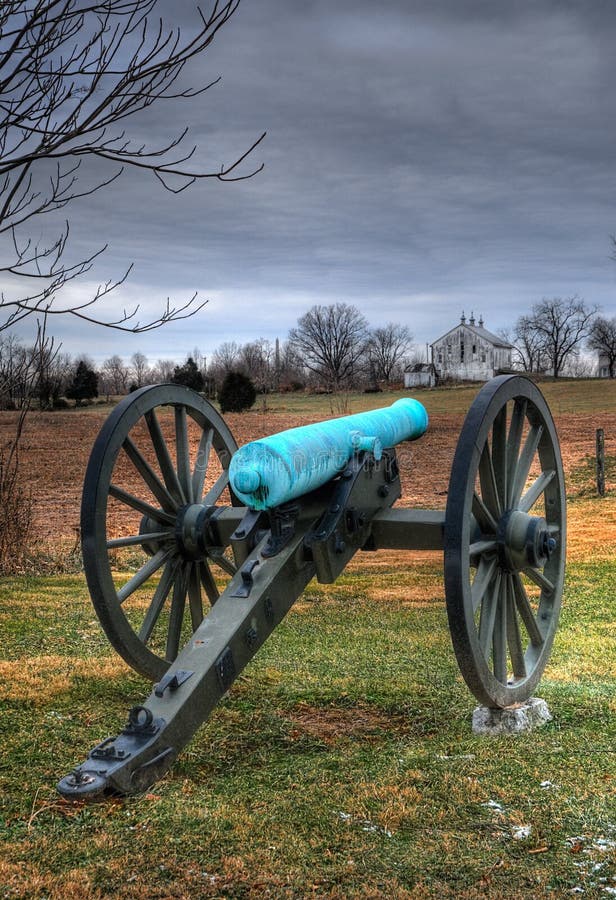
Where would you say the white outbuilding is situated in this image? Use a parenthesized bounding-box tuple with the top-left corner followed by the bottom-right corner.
(403, 362, 437, 388)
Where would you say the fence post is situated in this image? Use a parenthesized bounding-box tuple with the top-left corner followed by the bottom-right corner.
(596, 428, 605, 496)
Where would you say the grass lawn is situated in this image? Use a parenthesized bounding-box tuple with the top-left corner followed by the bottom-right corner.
(1, 544, 615, 897)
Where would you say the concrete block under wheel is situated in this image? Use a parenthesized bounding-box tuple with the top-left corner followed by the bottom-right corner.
(472, 698, 552, 735)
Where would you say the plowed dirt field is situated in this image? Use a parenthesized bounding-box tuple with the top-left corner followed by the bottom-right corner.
(2, 400, 614, 562)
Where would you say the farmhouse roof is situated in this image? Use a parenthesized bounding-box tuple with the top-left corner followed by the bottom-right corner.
(404, 362, 436, 374)
(431, 314, 513, 349)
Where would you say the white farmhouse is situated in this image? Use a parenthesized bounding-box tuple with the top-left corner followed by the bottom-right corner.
(431, 313, 513, 382)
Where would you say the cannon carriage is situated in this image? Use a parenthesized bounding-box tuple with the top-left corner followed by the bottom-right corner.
(58, 375, 566, 798)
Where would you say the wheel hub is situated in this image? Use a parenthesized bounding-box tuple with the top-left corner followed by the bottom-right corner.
(497, 509, 557, 573)
(174, 503, 213, 560)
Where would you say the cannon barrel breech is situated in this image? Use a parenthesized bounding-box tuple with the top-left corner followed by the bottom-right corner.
(229, 398, 428, 509)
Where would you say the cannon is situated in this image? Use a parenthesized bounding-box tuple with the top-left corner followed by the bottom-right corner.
(57, 375, 566, 798)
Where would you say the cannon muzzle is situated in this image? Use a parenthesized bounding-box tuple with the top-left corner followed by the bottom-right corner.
(229, 398, 428, 510)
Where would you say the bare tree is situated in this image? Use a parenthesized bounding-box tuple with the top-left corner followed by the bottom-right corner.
(37, 347, 72, 408)
(288, 303, 369, 392)
(212, 341, 241, 371)
(209, 340, 241, 387)
(152, 358, 176, 383)
(277, 340, 305, 389)
(509, 316, 549, 373)
(0, 2, 262, 573)
(0, 321, 57, 572)
(0, 332, 27, 407)
(525, 297, 598, 379)
(130, 351, 150, 388)
(588, 315, 616, 378)
(368, 323, 413, 384)
(102, 354, 129, 395)
(240, 338, 273, 392)
(0, 0, 264, 334)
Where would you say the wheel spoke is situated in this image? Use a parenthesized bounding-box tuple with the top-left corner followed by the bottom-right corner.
(478, 443, 502, 517)
(175, 406, 193, 504)
(522, 565, 554, 595)
(510, 424, 543, 509)
(492, 407, 508, 510)
(107, 530, 173, 549)
(188, 562, 204, 629)
(471, 556, 498, 613)
(506, 575, 527, 678)
(512, 572, 544, 646)
(207, 549, 236, 577)
(122, 436, 177, 512)
(199, 560, 220, 605)
(492, 576, 507, 683)
(519, 470, 555, 513)
(472, 491, 498, 535)
(145, 409, 186, 504)
(479, 570, 501, 657)
(166, 566, 188, 660)
(506, 399, 527, 507)
(109, 483, 175, 526)
(203, 471, 230, 506)
(117, 547, 175, 604)
(193, 427, 214, 502)
(138, 558, 180, 643)
(469, 539, 497, 558)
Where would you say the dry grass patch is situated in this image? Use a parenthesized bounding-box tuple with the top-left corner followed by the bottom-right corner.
(286, 701, 408, 746)
(0, 655, 125, 703)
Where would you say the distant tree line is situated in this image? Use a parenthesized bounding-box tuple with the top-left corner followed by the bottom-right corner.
(3, 296, 616, 412)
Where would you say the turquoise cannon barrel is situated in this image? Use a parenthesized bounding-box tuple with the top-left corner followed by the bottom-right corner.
(228, 398, 428, 510)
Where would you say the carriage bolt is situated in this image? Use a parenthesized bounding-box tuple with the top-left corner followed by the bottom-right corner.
(542, 535, 557, 557)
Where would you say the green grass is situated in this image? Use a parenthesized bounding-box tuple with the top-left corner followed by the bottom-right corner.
(81, 374, 616, 419)
(238, 376, 616, 420)
(1, 561, 615, 898)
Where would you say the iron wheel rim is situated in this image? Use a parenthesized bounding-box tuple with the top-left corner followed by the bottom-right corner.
(81, 384, 238, 680)
(444, 375, 566, 708)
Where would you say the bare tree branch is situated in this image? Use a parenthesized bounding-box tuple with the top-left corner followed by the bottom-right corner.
(0, 0, 264, 333)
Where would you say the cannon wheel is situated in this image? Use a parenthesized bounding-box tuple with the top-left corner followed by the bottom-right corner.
(81, 384, 239, 681)
(444, 375, 566, 708)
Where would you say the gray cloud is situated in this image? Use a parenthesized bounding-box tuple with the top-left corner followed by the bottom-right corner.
(12, 0, 616, 364)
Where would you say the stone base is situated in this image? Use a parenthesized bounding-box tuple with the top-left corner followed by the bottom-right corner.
(472, 697, 552, 736)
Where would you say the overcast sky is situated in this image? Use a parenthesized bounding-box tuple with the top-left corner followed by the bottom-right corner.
(10, 0, 616, 366)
